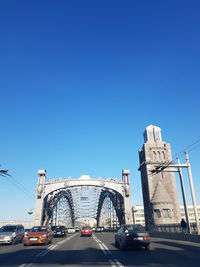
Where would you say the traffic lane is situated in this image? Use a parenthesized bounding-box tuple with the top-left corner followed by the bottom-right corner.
(28, 232, 112, 267)
(95, 232, 200, 267)
(0, 234, 77, 267)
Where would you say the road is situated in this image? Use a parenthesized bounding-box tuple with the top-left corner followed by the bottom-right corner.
(0, 232, 200, 267)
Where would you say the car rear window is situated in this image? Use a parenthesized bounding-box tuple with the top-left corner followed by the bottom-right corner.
(126, 224, 145, 232)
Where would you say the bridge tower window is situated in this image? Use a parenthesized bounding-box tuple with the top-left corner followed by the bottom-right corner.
(154, 209, 161, 218)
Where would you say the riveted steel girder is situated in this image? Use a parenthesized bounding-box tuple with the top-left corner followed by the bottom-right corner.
(96, 189, 124, 226)
(42, 189, 75, 226)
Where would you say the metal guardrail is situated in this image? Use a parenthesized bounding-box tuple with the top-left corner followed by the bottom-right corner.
(149, 223, 198, 234)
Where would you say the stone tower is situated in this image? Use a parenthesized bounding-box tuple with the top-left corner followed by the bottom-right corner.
(138, 125, 180, 230)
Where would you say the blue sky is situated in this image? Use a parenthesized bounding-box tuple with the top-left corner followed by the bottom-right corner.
(0, 0, 200, 221)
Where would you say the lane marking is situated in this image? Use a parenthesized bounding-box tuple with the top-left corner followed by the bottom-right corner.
(93, 235, 124, 267)
(19, 264, 32, 267)
(114, 258, 124, 267)
(35, 233, 77, 257)
(93, 235, 112, 255)
(108, 259, 117, 267)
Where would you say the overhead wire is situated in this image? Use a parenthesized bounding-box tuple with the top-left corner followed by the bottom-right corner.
(1, 171, 34, 200)
(149, 137, 200, 176)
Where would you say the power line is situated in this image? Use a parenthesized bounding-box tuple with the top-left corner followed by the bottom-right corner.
(150, 137, 200, 176)
(6, 175, 34, 200)
(1, 169, 34, 200)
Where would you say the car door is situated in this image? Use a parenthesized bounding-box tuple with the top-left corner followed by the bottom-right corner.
(16, 226, 21, 242)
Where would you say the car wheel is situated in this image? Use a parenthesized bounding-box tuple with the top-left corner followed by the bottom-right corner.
(11, 238, 16, 245)
(120, 240, 126, 250)
(145, 245, 150, 251)
(23, 244, 27, 246)
(115, 239, 119, 248)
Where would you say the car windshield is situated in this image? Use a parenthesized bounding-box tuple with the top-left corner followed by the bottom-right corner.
(126, 224, 145, 232)
(0, 226, 17, 232)
(30, 227, 47, 232)
(55, 227, 62, 230)
(82, 227, 91, 229)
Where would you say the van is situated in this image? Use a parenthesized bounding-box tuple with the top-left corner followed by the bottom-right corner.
(0, 224, 25, 244)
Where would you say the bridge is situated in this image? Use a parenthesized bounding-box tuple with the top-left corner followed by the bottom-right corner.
(34, 169, 133, 227)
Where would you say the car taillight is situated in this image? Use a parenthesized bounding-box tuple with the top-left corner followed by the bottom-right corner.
(143, 236, 151, 240)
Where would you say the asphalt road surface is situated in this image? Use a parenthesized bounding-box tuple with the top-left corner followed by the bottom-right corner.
(0, 232, 200, 267)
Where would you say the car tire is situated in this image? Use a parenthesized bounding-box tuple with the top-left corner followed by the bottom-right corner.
(145, 245, 150, 251)
(11, 238, 16, 245)
(120, 240, 126, 250)
(115, 239, 119, 248)
(23, 244, 27, 246)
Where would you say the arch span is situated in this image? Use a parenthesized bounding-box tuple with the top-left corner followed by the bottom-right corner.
(33, 170, 133, 226)
(42, 189, 75, 226)
(96, 189, 124, 226)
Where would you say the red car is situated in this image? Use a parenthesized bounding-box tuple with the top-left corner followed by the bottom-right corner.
(81, 227, 92, 237)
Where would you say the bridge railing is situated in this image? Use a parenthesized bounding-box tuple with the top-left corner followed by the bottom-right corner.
(149, 223, 198, 234)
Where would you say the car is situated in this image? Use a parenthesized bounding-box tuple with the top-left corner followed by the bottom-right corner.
(75, 226, 80, 232)
(52, 226, 67, 237)
(100, 226, 105, 232)
(115, 224, 151, 250)
(95, 226, 102, 232)
(23, 226, 53, 246)
(81, 227, 92, 237)
(67, 227, 76, 234)
(0, 224, 25, 245)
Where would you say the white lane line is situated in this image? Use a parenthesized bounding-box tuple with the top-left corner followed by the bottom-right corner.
(108, 259, 117, 267)
(35, 244, 54, 257)
(36, 233, 77, 257)
(114, 258, 124, 267)
(39, 244, 57, 257)
(93, 235, 112, 255)
(93, 235, 124, 267)
(19, 264, 32, 267)
(93, 236, 108, 255)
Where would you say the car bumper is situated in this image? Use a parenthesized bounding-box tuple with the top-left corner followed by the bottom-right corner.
(81, 232, 92, 236)
(23, 237, 49, 245)
(0, 239, 12, 244)
(125, 239, 150, 248)
(54, 233, 65, 237)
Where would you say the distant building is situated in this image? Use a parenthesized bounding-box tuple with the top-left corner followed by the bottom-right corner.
(132, 205, 145, 226)
(138, 125, 180, 229)
(133, 205, 200, 226)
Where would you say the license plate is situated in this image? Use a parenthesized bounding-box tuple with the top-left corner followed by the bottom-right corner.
(57, 232, 61, 234)
(30, 238, 38, 241)
(134, 237, 143, 240)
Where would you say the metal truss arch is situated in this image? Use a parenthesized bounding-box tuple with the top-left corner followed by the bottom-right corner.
(96, 189, 124, 226)
(42, 189, 75, 226)
(34, 170, 133, 226)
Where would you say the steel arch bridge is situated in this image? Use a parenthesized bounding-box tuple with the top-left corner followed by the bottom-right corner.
(33, 170, 133, 227)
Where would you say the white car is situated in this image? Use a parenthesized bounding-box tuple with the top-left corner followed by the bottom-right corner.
(67, 228, 75, 233)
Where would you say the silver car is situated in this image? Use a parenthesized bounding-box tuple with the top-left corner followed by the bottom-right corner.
(0, 224, 25, 245)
